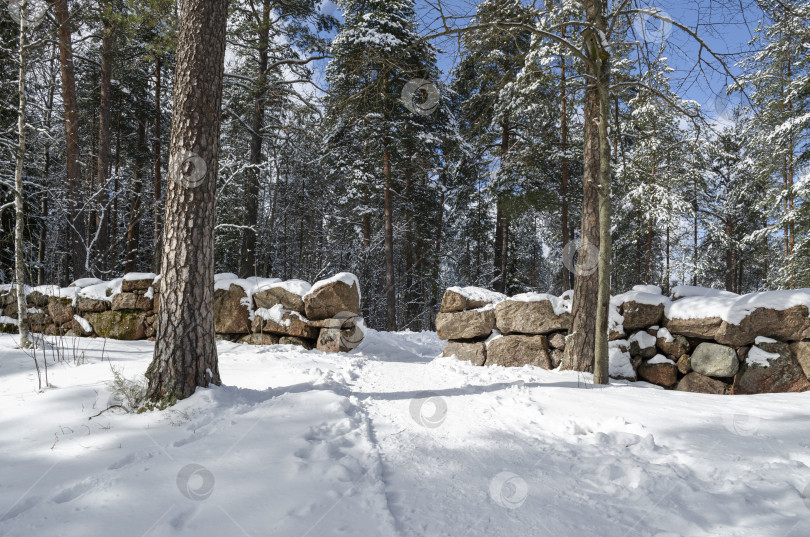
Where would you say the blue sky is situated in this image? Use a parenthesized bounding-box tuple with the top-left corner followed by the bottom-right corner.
(318, 0, 765, 117)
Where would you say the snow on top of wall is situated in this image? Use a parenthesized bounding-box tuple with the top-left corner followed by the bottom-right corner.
(255, 304, 306, 327)
(656, 327, 674, 343)
(69, 278, 104, 288)
(648, 354, 676, 365)
(629, 330, 656, 349)
(611, 288, 671, 308)
(671, 286, 739, 299)
(78, 279, 123, 303)
(122, 272, 157, 282)
(215, 273, 239, 282)
(268, 279, 312, 297)
(665, 287, 810, 325)
(509, 292, 572, 316)
(446, 286, 508, 305)
(309, 272, 361, 302)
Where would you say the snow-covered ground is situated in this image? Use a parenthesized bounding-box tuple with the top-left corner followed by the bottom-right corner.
(1, 330, 809, 537)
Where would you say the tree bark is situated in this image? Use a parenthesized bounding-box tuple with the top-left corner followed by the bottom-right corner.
(240, 0, 269, 277)
(95, 14, 113, 271)
(592, 25, 612, 385)
(383, 147, 396, 331)
(153, 57, 163, 273)
(562, 1, 608, 376)
(560, 27, 572, 292)
(14, 1, 32, 349)
(53, 0, 86, 278)
(125, 123, 146, 272)
(145, 0, 229, 402)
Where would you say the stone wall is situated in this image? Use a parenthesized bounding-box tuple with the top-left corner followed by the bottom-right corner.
(0, 272, 364, 353)
(437, 285, 810, 395)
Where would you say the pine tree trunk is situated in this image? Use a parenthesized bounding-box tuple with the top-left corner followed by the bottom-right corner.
(153, 57, 163, 273)
(240, 0, 269, 277)
(95, 15, 113, 271)
(53, 0, 86, 278)
(125, 123, 145, 272)
(593, 30, 612, 385)
(562, 2, 607, 375)
(383, 147, 396, 331)
(560, 32, 572, 292)
(145, 0, 228, 402)
(38, 55, 56, 286)
(14, 2, 32, 349)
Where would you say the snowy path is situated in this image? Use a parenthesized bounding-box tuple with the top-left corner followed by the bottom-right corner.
(1, 331, 809, 536)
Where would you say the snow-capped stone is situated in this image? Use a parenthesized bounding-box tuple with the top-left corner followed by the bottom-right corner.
(440, 286, 507, 313)
(121, 272, 157, 292)
(253, 280, 310, 313)
(303, 273, 361, 321)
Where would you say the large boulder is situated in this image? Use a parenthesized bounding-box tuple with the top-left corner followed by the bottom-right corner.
(790, 341, 810, 380)
(78, 296, 110, 313)
(253, 307, 318, 339)
(85, 311, 147, 340)
(316, 324, 364, 353)
(303, 273, 361, 321)
(442, 340, 487, 366)
(638, 357, 678, 387)
(486, 335, 551, 369)
(253, 281, 309, 314)
(48, 296, 75, 325)
(440, 287, 506, 313)
(676, 372, 728, 394)
(435, 308, 496, 340)
(691, 343, 739, 378)
(112, 292, 153, 312)
(214, 284, 251, 334)
(663, 316, 723, 340)
(494, 299, 571, 335)
(715, 305, 810, 346)
(621, 301, 664, 331)
(736, 341, 810, 394)
(121, 273, 156, 292)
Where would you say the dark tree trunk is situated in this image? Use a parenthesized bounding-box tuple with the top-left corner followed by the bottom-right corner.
(240, 0, 269, 277)
(53, 0, 86, 278)
(383, 147, 396, 331)
(153, 57, 163, 273)
(95, 15, 113, 270)
(560, 31, 572, 292)
(146, 0, 229, 402)
(562, 1, 608, 376)
(125, 123, 146, 272)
